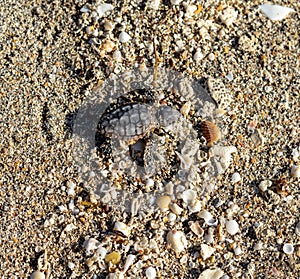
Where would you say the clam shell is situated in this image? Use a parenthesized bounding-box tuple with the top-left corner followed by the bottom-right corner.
(201, 121, 221, 146)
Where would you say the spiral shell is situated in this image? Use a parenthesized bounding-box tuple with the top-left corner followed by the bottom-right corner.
(201, 120, 220, 146)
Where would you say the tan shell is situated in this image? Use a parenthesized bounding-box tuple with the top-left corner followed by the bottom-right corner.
(201, 121, 221, 146)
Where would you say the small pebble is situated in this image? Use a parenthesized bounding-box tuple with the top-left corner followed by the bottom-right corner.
(225, 220, 239, 235)
(283, 243, 294, 255)
(234, 247, 242, 256)
(145, 266, 157, 279)
(105, 251, 121, 265)
(119, 32, 131, 43)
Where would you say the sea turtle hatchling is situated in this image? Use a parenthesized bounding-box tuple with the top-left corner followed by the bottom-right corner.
(98, 102, 182, 144)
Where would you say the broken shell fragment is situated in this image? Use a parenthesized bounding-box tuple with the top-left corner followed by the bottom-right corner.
(167, 230, 187, 253)
(260, 4, 295, 21)
(114, 221, 131, 237)
(145, 266, 157, 279)
(201, 244, 216, 260)
(182, 189, 196, 204)
(169, 203, 183, 215)
(190, 221, 204, 237)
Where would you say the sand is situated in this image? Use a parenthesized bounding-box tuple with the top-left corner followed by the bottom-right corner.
(0, 0, 299, 278)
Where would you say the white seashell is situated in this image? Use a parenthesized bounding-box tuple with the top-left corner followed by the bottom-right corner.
(182, 189, 196, 204)
(114, 221, 131, 237)
(199, 210, 215, 225)
(204, 227, 214, 244)
(201, 244, 216, 260)
(156, 195, 171, 211)
(145, 266, 157, 279)
(67, 181, 76, 196)
(167, 230, 187, 253)
(96, 3, 114, 18)
(188, 199, 202, 213)
(123, 254, 136, 273)
(198, 268, 224, 279)
(219, 7, 238, 26)
(231, 172, 242, 184)
(225, 220, 239, 235)
(169, 203, 183, 215)
(260, 4, 295, 21)
(259, 180, 272, 192)
(291, 147, 299, 161)
(283, 243, 294, 254)
(119, 32, 131, 43)
(290, 165, 300, 178)
(175, 151, 194, 170)
(83, 238, 100, 254)
(30, 271, 45, 279)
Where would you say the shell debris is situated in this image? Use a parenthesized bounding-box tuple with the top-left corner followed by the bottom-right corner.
(208, 77, 232, 110)
(218, 6, 238, 27)
(260, 4, 295, 21)
(167, 230, 187, 253)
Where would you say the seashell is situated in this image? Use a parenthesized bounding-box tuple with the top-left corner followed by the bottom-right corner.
(231, 172, 242, 184)
(258, 180, 272, 192)
(208, 78, 232, 110)
(96, 4, 114, 18)
(290, 165, 300, 178)
(169, 203, 183, 215)
(145, 266, 157, 279)
(114, 221, 131, 237)
(167, 230, 187, 253)
(225, 220, 239, 235)
(156, 195, 171, 211)
(199, 210, 213, 224)
(182, 189, 196, 204)
(198, 268, 224, 279)
(190, 221, 204, 237)
(283, 243, 294, 255)
(30, 271, 45, 279)
(146, 0, 160, 10)
(84, 238, 100, 254)
(168, 212, 177, 222)
(96, 247, 107, 259)
(260, 4, 295, 21)
(188, 199, 202, 213)
(201, 244, 216, 260)
(201, 121, 221, 147)
(123, 254, 136, 273)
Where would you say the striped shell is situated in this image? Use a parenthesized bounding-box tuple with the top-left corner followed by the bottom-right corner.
(201, 120, 220, 146)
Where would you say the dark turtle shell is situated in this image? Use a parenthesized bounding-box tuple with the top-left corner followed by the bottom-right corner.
(100, 103, 155, 143)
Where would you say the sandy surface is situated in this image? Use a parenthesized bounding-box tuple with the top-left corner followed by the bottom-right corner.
(0, 0, 299, 278)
